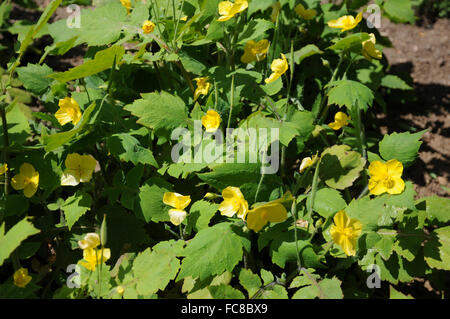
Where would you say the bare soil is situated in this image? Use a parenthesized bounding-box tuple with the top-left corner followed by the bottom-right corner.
(378, 18, 450, 198)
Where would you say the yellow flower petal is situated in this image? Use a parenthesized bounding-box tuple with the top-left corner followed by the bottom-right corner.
(387, 177, 405, 195)
(142, 20, 156, 34)
(201, 110, 222, 133)
(295, 4, 317, 20)
(328, 12, 362, 32)
(163, 192, 191, 210)
(13, 268, 32, 288)
(193, 77, 211, 101)
(56, 97, 82, 126)
(11, 173, 27, 190)
(219, 186, 248, 219)
(78, 233, 101, 250)
(246, 202, 287, 232)
(0, 163, 7, 175)
(241, 39, 270, 64)
(62, 153, 97, 186)
(11, 163, 39, 197)
(23, 182, 38, 198)
(386, 159, 403, 178)
(265, 53, 288, 84)
(330, 210, 362, 256)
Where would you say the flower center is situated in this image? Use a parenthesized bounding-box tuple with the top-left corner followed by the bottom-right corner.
(383, 177, 395, 189)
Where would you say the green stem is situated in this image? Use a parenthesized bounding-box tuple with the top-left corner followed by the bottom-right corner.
(291, 199, 302, 271)
(306, 158, 321, 233)
(179, 225, 184, 240)
(1, 108, 9, 196)
(226, 73, 235, 129)
(318, 54, 345, 124)
(353, 106, 368, 187)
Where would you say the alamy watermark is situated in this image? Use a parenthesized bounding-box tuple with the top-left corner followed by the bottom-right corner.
(171, 120, 280, 174)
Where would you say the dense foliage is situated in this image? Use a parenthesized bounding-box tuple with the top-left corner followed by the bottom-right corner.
(0, 0, 448, 299)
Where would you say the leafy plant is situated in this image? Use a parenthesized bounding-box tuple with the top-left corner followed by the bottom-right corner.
(0, 0, 447, 299)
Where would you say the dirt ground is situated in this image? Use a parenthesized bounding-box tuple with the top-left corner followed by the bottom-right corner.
(378, 18, 450, 198)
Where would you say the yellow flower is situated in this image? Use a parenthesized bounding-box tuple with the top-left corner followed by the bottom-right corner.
(265, 53, 288, 84)
(202, 110, 222, 133)
(79, 247, 111, 271)
(61, 153, 97, 186)
(120, 0, 131, 14)
(193, 77, 211, 101)
(299, 155, 317, 173)
(55, 97, 82, 126)
(328, 112, 351, 130)
(13, 268, 32, 288)
(78, 233, 101, 250)
(294, 4, 317, 20)
(368, 159, 405, 195)
(180, 16, 188, 21)
(117, 286, 125, 294)
(142, 20, 156, 34)
(0, 163, 7, 175)
(163, 192, 191, 226)
(11, 163, 39, 198)
(241, 39, 270, 64)
(362, 33, 382, 62)
(271, 2, 281, 22)
(217, 0, 248, 22)
(330, 210, 362, 256)
(219, 186, 248, 220)
(246, 201, 287, 232)
(328, 12, 362, 32)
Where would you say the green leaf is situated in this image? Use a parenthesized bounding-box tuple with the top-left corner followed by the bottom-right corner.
(319, 144, 366, 190)
(48, 45, 124, 82)
(292, 275, 343, 299)
(381, 75, 412, 90)
(424, 226, 450, 271)
(293, 44, 323, 65)
(62, 191, 93, 230)
(237, 19, 274, 44)
(259, 285, 288, 299)
(208, 285, 245, 299)
(390, 286, 414, 299)
(3, 194, 29, 218)
(0, 218, 40, 266)
(17, 0, 62, 57)
(383, 0, 415, 23)
(88, 265, 112, 298)
(124, 91, 188, 132)
(198, 162, 282, 204)
(186, 200, 219, 234)
(345, 196, 391, 231)
(106, 133, 158, 167)
(16, 63, 54, 95)
(327, 80, 374, 112)
(43, 101, 96, 152)
(0, 103, 31, 146)
(269, 232, 324, 268)
(307, 187, 346, 218)
(239, 268, 262, 297)
(132, 240, 184, 295)
(374, 230, 396, 260)
(421, 196, 450, 224)
(260, 269, 274, 285)
(178, 223, 244, 281)
(47, 1, 129, 47)
(328, 33, 370, 52)
(379, 130, 426, 167)
(136, 177, 173, 223)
